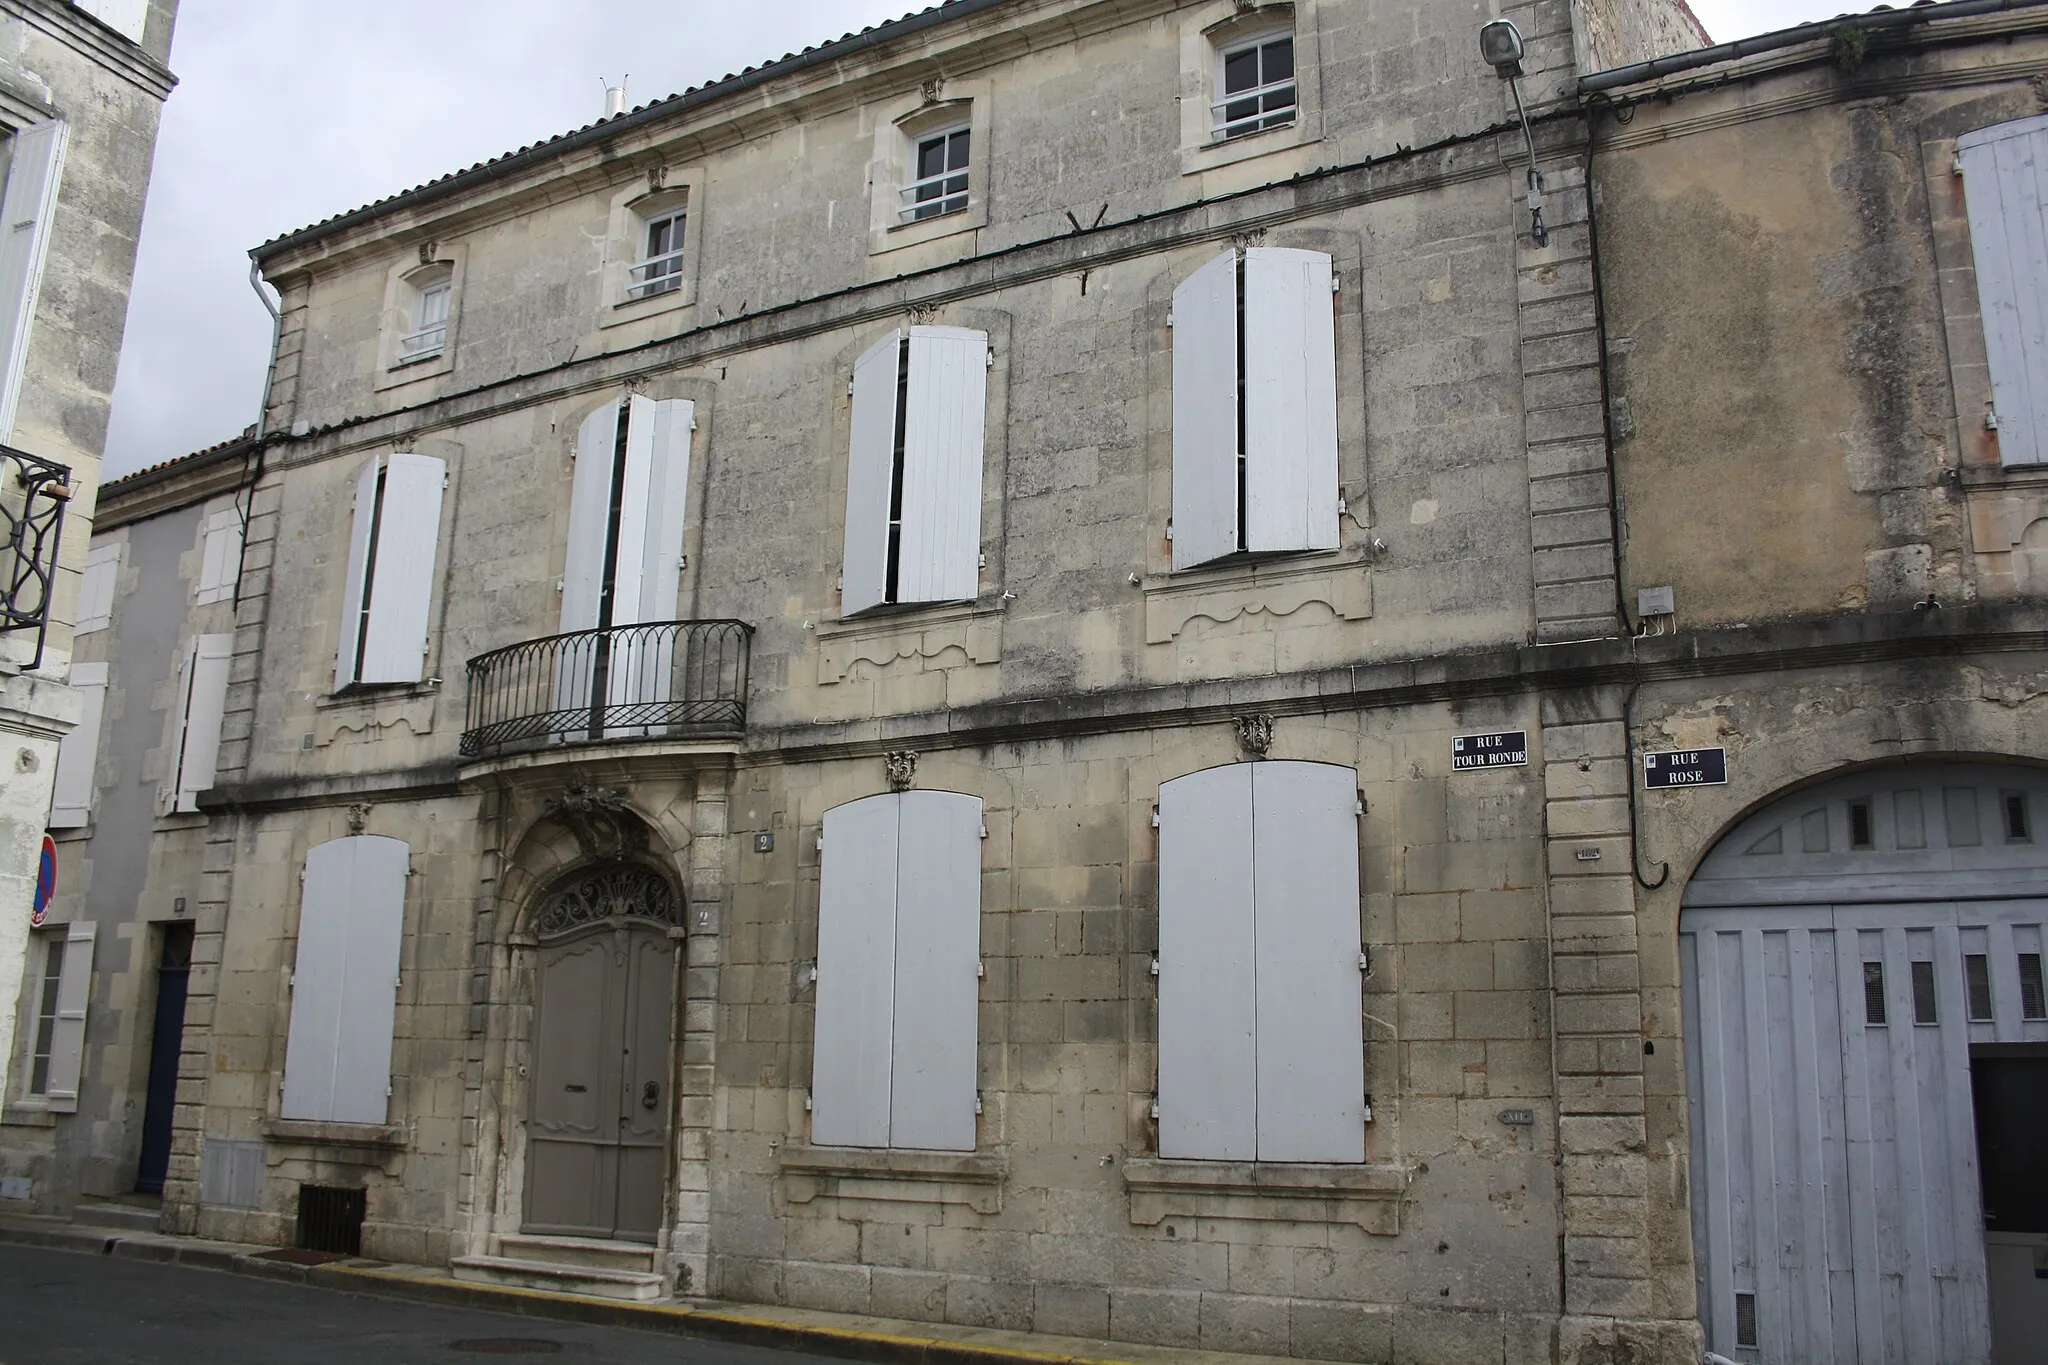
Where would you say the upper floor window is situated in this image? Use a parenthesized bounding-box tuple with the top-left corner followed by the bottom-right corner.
(867, 86, 990, 256)
(334, 452, 445, 690)
(398, 268, 451, 363)
(905, 126, 969, 222)
(376, 249, 463, 388)
(629, 198, 688, 301)
(603, 177, 701, 322)
(1215, 31, 1295, 140)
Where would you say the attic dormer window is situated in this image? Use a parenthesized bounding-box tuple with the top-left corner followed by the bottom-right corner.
(903, 125, 969, 222)
(629, 198, 687, 300)
(398, 266, 452, 363)
(1214, 28, 1295, 140)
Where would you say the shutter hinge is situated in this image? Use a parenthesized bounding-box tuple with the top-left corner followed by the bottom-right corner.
(1358, 951, 1371, 972)
(980, 822, 989, 839)
(1149, 957, 1160, 977)
(1149, 1098, 1160, 1120)
(1164, 522, 1174, 542)
(288, 972, 296, 988)
(848, 379, 856, 397)
(1953, 152, 1966, 174)
(985, 350, 994, 369)
(1166, 311, 1174, 328)
(679, 554, 687, 571)
(690, 417, 699, 431)
(809, 964, 819, 983)
(556, 578, 565, 594)
(978, 553, 986, 568)
(1986, 409, 2000, 430)
(977, 960, 986, 979)
(815, 833, 824, 852)
(1337, 498, 1348, 515)
(1150, 804, 1160, 828)
(974, 1092, 984, 1115)
(1330, 277, 1341, 294)
(804, 1091, 814, 1111)
(1362, 1094, 1375, 1124)
(386, 1083, 393, 1097)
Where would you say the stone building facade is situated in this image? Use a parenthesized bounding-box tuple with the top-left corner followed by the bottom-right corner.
(14, 2, 2048, 1364)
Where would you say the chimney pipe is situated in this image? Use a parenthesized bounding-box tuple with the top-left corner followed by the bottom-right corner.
(602, 76, 628, 118)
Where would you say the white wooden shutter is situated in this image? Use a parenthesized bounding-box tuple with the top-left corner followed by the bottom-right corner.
(889, 790, 983, 1151)
(560, 403, 621, 633)
(1243, 248, 1340, 553)
(281, 835, 408, 1124)
(42, 920, 96, 1112)
(812, 795, 900, 1146)
(0, 118, 67, 441)
(74, 541, 120, 634)
(628, 397, 693, 624)
(1172, 250, 1242, 570)
(195, 509, 244, 605)
(72, 0, 148, 42)
(898, 328, 986, 605)
(1958, 115, 2048, 468)
(843, 331, 901, 615)
(355, 453, 443, 684)
(334, 458, 382, 689)
(608, 396, 659, 628)
(1157, 763, 1258, 1159)
(47, 661, 107, 828)
(1251, 760, 1364, 1162)
(172, 633, 233, 814)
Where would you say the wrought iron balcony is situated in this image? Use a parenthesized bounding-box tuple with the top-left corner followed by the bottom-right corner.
(2, 444, 72, 670)
(461, 618, 751, 758)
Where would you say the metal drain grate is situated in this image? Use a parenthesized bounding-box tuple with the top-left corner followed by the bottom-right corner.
(448, 1342, 563, 1356)
(295, 1184, 365, 1256)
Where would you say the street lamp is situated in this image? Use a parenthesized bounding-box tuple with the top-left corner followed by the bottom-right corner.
(1478, 20, 1548, 247)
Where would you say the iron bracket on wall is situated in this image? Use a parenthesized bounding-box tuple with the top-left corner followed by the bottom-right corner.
(1, 444, 72, 671)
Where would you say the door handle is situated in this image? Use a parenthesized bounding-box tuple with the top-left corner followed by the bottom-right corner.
(564, 1084, 586, 1093)
(642, 1081, 660, 1110)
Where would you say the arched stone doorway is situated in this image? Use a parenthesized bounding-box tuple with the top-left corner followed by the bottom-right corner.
(1679, 763, 2048, 1365)
(523, 861, 683, 1243)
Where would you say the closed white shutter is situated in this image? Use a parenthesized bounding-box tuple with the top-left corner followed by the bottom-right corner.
(560, 403, 621, 633)
(173, 633, 233, 814)
(1171, 250, 1242, 570)
(41, 920, 96, 1112)
(1958, 115, 2048, 468)
(0, 119, 68, 441)
(812, 795, 900, 1146)
(843, 331, 901, 616)
(72, 0, 149, 42)
(1251, 760, 1364, 1162)
(355, 453, 443, 684)
(898, 327, 986, 605)
(1243, 249, 1340, 554)
(195, 509, 244, 605)
(281, 835, 409, 1124)
(334, 458, 382, 689)
(1157, 762, 1259, 1159)
(47, 661, 107, 828)
(888, 790, 983, 1151)
(74, 541, 120, 634)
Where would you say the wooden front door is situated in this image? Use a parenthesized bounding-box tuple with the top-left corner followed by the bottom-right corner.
(525, 917, 675, 1242)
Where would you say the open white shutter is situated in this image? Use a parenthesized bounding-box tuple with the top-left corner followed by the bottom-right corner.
(173, 633, 232, 814)
(356, 453, 443, 684)
(560, 403, 621, 633)
(1172, 250, 1241, 570)
(608, 396, 659, 628)
(74, 542, 120, 634)
(1252, 761, 1365, 1162)
(334, 458, 382, 689)
(812, 795, 900, 1146)
(47, 661, 107, 828)
(898, 328, 986, 605)
(1959, 115, 2048, 467)
(0, 118, 67, 441)
(1157, 763, 1258, 1159)
(281, 835, 408, 1124)
(630, 397, 693, 624)
(42, 920, 96, 1112)
(1244, 249, 1340, 553)
(889, 790, 983, 1151)
(843, 331, 901, 615)
(195, 509, 244, 605)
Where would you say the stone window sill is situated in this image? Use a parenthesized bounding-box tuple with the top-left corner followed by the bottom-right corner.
(260, 1117, 408, 1150)
(777, 1141, 1002, 1214)
(1, 1108, 59, 1128)
(1122, 1156, 1406, 1234)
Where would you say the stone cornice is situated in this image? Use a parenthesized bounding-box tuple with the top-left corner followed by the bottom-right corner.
(0, 0, 175, 100)
(95, 442, 256, 531)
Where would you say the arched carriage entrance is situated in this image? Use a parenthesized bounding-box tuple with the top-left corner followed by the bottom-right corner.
(524, 862, 682, 1243)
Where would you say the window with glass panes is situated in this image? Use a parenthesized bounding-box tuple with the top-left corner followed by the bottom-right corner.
(1216, 33, 1295, 140)
(401, 276, 450, 360)
(28, 935, 64, 1095)
(633, 209, 687, 298)
(905, 127, 969, 221)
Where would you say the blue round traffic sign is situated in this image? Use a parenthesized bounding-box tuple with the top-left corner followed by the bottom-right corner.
(31, 834, 55, 926)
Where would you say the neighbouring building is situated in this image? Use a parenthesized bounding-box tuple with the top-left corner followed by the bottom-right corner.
(0, 0, 179, 1129)
(11, 3, 2048, 1365)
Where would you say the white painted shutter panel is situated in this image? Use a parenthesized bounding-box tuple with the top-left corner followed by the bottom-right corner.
(626, 397, 693, 624)
(898, 328, 986, 605)
(1172, 250, 1241, 570)
(42, 920, 96, 1112)
(889, 790, 983, 1150)
(0, 119, 67, 441)
(608, 397, 659, 627)
(173, 633, 232, 814)
(73, 0, 149, 42)
(1157, 763, 1258, 1159)
(560, 403, 621, 633)
(356, 453, 443, 684)
(195, 510, 243, 605)
(843, 332, 900, 615)
(1958, 115, 2048, 468)
(813, 795, 900, 1146)
(334, 458, 382, 689)
(47, 661, 107, 828)
(1252, 760, 1365, 1162)
(75, 542, 120, 633)
(281, 835, 408, 1124)
(1244, 249, 1341, 553)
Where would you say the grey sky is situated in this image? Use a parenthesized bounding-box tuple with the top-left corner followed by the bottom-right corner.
(99, 0, 1860, 478)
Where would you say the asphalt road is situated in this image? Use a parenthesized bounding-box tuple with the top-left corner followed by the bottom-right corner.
(0, 1244, 849, 1365)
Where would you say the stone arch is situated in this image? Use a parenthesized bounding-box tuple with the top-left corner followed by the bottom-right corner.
(495, 786, 691, 946)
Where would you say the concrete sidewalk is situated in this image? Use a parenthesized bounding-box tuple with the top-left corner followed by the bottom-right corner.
(0, 1214, 1335, 1365)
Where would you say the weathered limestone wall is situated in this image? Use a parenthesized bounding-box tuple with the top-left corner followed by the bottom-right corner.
(1571, 0, 1707, 75)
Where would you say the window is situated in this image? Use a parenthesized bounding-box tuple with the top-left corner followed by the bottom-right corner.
(811, 790, 983, 1151)
(1156, 760, 1364, 1163)
(397, 270, 450, 363)
(168, 634, 231, 814)
(280, 836, 408, 1124)
(1171, 247, 1339, 570)
(376, 250, 463, 386)
(1215, 31, 1295, 140)
(904, 126, 969, 222)
(0, 118, 67, 440)
(1863, 960, 1887, 1025)
(20, 921, 94, 1110)
(628, 201, 687, 300)
(1965, 953, 1994, 1021)
(1910, 960, 1938, 1025)
(46, 660, 106, 828)
(74, 541, 119, 633)
(842, 326, 987, 615)
(1957, 114, 2048, 467)
(334, 452, 445, 690)
(194, 508, 243, 605)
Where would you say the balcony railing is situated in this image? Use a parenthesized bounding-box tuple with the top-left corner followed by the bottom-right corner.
(461, 618, 751, 758)
(2, 445, 72, 670)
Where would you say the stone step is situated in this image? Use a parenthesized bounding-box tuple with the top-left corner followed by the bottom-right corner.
(494, 1233, 659, 1274)
(72, 1202, 161, 1233)
(450, 1254, 666, 1302)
